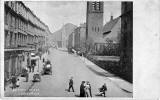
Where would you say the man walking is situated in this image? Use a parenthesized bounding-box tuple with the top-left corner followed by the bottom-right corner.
(68, 77, 74, 92)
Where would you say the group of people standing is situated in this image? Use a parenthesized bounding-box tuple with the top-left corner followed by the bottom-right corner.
(68, 77, 107, 97)
(80, 81, 92, 97)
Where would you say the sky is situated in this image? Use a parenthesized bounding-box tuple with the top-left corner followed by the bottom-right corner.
(23, 1, 121, 33)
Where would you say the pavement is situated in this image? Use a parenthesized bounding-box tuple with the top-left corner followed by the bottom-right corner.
(4, 48, 133, 97)
(4, 54, 45, 97)
(79, 56, 132, 93)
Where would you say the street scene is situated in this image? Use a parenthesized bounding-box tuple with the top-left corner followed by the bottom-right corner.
(4, 1, 133, 97)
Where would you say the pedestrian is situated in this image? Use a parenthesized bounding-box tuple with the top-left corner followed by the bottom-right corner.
(32, 64, 35, 72)
(88, 82, 92, 97)
(11, 74, 16, 89)
(28, 65, 31, 73)
(84, 81, 90, 97)
(68, 77, 74, 92)
(4, 77, 6, 91)
(80, 81, 86, 97)
(16, 78, 20, 87)
(43, 58, 45, 63)
(25, 71, 29, 82)
(99, 83, 107, 97)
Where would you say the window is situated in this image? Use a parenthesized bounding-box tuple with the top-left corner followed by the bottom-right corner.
(96, 2, 100, 10)
(15, 18, 17, 29)
(7, 13, 11, 25)
(10, 32, 13, 47)
(95, 27, 96, 32)
(18, 19, 20, 29)
(5, 31, 8, 48)
(11, 2, 13, 9)
(20, 20, 21, 29)
(92, 2, 96, 11)
(97, 27, 99, 32)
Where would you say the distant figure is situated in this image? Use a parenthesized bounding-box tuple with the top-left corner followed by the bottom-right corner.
(43, 58, 45, 63)
(16, 78, 20, 87)
(11, 74, 16, 89)
(32, 64, 35, 72)
(80, 81, 86, 97)
(99, 83, 107, 97)
(28, 65, 31, 73)
(68, 77, 74, 92)
(25, 71, 29, 82)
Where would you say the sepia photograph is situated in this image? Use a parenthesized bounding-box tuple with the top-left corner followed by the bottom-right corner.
(3, 1, 133, 97)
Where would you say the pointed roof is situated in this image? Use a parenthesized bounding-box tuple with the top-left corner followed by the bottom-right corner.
(102, 17, 120, 36)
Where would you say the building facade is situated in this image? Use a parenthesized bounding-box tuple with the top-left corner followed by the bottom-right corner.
(120, 2, 133, 82)
(67, 23, 86, 53)
(74, 27, 80, 50)
(79, 23, 86, 53)
(86, 1, 104, 53)
(4, 1, 50, 84)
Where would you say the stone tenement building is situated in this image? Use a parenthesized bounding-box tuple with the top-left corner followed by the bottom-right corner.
(4, 1, 51, 82)
(86, 1, 104, 53)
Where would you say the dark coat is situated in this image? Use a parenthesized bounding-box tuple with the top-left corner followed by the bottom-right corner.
(69, 79, 73, 86)
(11, 76, 16, 84)
(80, 84, 85, 97)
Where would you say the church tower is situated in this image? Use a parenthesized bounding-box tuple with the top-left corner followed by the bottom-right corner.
(86, 1, 104, 44)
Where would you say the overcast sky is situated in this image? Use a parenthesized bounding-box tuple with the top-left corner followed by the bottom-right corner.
(23, 1, 121, 33)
